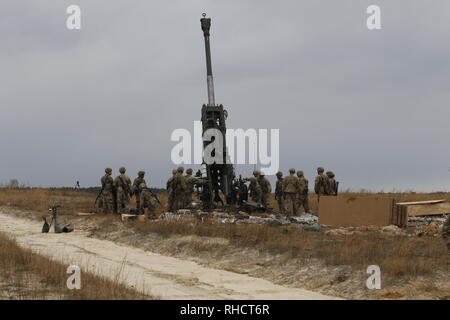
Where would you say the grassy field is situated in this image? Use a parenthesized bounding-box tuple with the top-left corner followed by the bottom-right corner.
(0, 232, 152, 299)
(1, 186, 449, 215)
(1, 187, 449, 280)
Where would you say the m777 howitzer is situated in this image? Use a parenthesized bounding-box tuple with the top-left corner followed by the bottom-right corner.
(199, 14, 235, 209)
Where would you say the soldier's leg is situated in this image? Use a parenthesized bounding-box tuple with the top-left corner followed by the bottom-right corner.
(185, 192, 192, 207)
(174, 193, 181, 210)
(285, 194, 292, 216)
(101, 193, 108, 214)
(256, 192, 262, 204)
(291, 194, 298, 215)
(147, 199, 156, 218)
(167, 192, 174, 211)
(95, 196, 104, 214)
(116, 189, 124, 213)
(277, 196, 285, 214)
(443, 216, 450, 250)
(263, 193, 268, 208)
(104, 192, 113, 214)
(135, 194, 141, 209)
(123, 193, 130, 210)
(304, 196, 310, 213)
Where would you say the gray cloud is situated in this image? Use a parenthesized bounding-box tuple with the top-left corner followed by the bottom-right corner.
(0, 0, 449, 191)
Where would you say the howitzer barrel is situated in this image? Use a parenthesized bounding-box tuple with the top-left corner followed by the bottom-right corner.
(200, 13, 215, 106)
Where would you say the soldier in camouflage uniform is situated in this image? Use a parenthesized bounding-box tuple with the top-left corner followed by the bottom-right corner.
(258, 172, 272, 209)
(132, 171, 146, 209)
(282, 168, 301, 216)
(184, 168, 205, 207)
(314, 167, 329, 202)
(326, 171, 338, 196)
(100, 168, 115, 214)
(139, 183, 157, 218)
(244, 170, 262, 204)
(296, 170, 310, 213)
(275, 171, 285, 214)
(114, 167, 132, 214)
(443, 215, 450, 251)
(166, 169, 178, 211)
(173, 166, 187, 210)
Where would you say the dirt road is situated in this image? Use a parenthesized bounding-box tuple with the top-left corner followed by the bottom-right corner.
(0, 211, 339, 300)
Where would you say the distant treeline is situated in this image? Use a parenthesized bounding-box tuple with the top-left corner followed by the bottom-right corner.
(0, 186, 167, 194)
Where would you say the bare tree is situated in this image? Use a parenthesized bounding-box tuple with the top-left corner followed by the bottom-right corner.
(8, 179, 19, 189)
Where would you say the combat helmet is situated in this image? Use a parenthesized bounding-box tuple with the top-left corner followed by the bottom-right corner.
(177, 166, 184, 173)
(119, 167, 126, 174)
(253, 170, 260, 176)
(138, 170, 145, 177)
(186, 168, 193, 175)
(172, 168, 178, 175)
(105, 168, 112, 174)
(289, 168, 296, 174)
(276, 171, 283, 177)
(297, 170, 304, 177)
(317, 167, 324, 173)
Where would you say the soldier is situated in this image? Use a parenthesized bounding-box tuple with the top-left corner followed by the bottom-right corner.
(184, 168, 206, 207)
(282, 168, 300, 216)
(114, 167, 132, 214)
(258, 172, 272, 209)
(443, 215, 450, 251)
(100, 168, 115, 214)
(326, 171, 338, 196)
(173, 166, 187, 210)
(244, 170, 262, 204)
(132, 171, 146, 208)
(274, 171, 285, 214)
(237, 177, 248, 206)
(139, 183, 157, 218)
(296, 170, 310, 214)
(314, 167, 329, 202)
(166, 169, 178, 211)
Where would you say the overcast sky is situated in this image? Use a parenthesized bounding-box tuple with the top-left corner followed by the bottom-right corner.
(1, 0, 449, 191)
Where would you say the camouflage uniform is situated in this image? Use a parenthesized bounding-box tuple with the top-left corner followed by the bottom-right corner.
(282, 168, 300, 215)
(244, 171, 262, 204)
(139, 183, 156, 218)
(172, 167, 187, 210)
(258, 173, 272, 208)
(443, 215, 450, 251)
(166, 169, 178, 211)
(184, 168, 205, 207)
(314, 167, 329, 202)
(275, 171, 285, 214)
(296, 170, 310, 213)
(326, 171, 338, 196)
(100, 168, 115, 214)
(114, 167, 132, 214)
(132, 171, 146, 208)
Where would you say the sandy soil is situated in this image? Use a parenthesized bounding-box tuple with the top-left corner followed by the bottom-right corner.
(0, 211, 339, 300)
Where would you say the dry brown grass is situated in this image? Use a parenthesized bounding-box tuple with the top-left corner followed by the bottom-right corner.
(1, 188, 449, 281)
(0, 188, 96, 215)
(0, 232, 152, 300)
(132, 218, 450, 278)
